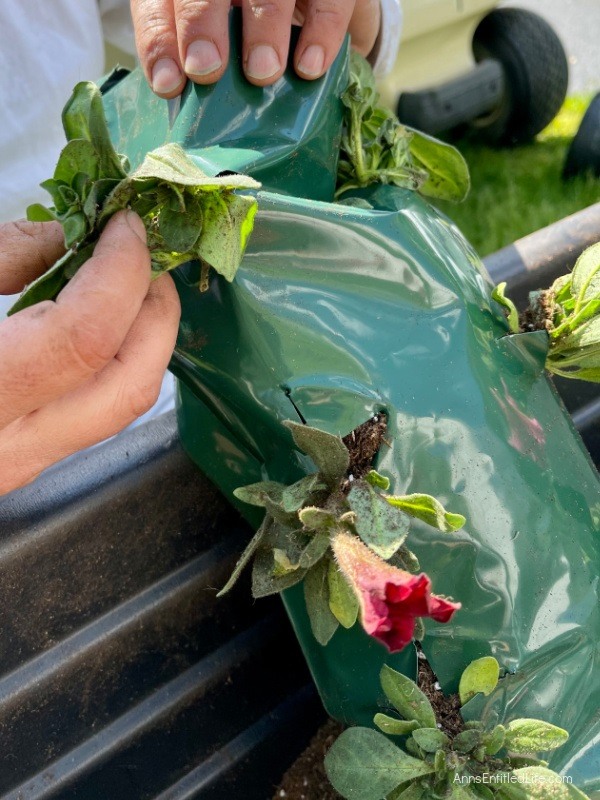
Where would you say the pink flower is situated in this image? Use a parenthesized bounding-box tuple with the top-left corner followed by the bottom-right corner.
(331, 532, 461, 653)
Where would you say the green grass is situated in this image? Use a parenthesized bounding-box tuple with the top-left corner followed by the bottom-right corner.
(435, 95, 600, 256)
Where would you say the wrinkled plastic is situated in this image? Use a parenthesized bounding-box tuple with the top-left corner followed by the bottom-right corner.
(101, 21, 600, 794)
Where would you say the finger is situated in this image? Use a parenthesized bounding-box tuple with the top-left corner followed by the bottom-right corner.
(294, 0, 355, 79)
(0, 220, 65, 294)
(0, 274, 180, 496)
(0, 211, 151, 430)
(242, 0, 296, 86)
(347, 0, 381, 58)
(174, 0, 231, 85)
(131, 0, 186, 98)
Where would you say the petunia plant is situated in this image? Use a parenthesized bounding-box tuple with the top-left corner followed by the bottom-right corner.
(324, 657, 590, 800)
(220, 416, 464, 651)
(493, 241, 600, 382)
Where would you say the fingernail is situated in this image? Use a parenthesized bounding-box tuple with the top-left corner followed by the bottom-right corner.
(246, 45, 281, 80)
(298, 44, 325, 77)
(125, 211, 147, 242)
(151, 57, 183, 94)
(185, 39, 222, 76)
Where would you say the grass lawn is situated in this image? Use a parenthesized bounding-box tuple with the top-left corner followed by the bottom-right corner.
(435, 95, 600, 257)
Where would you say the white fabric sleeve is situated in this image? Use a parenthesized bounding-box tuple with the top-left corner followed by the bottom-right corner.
(98, 0, 137, 55)
(371, 0, 403, 77)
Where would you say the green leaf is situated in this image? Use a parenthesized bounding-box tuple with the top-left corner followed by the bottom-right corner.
(272, 547, 301, 576)
(567, 784, 592, 799)
(8, 244, 94, 316)
(571, 242, 600, 307)
(233, 481, 286, 507)
(492, 282, 520, 334)
(450, 786, 481, 800)
(389, 545, 421, 572)
(510, 767, 579, 799)
(129, 143, 259, 189)
(386, 493, 466, 533)
(484, 724, 506, 756)
(196, 191, 258, 282)
(380, 665, 437, 729)
(504, 719, 569, 754)
(471, 784, 495, 800)
(299, 533, 330, 569)
(387, 782, 426, 800)
(373, 713, 419, 736)
(458, 657, 500, 705)
(158, 192, 202, 252)
(328, 560, 359, 628)
(299, 506, 339, 532)
(324, 727, 435, 800)
(412, 728, 450, 753)
(452, 730, 481, 753)
(217, 516, 269, 596)
(304, 558, 339, 646)
(281, 474, 326, 513)
(61, 81, 127, 179)
(62, 211, 88, 248)
(407, 128, 470, 203)
(365, 469, 391, 490)
(54, 139, 100, 184)
(251, 548, 306, 598)
(348, 482, 410, 559)
(283, 420, 350, 489)
(26, 203, 57, 222)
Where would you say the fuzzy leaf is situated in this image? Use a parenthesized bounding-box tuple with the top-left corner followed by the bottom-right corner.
(390, 545, 421, 573)
(373, 713, 419, 736)
(388, 782, 426, 799)
(281, 474, 326, 513)
(299, 506, 339, 532)
(492, 282, 520, 334)
(509, 767, 580, 799)
(459, 657, 499, 705)
(408, 128, 470, 202)
(348, 482, 410, 558)
(450, 786, 481, 799)
(61, 81, 126, 179)
(304, 558, 339, 645)
(284, 421, 350, 489)
(196, 191, 257, 282)
(54, 138, 100, 184)
(26, 203, 57, 222)
(158, 192, 202, 252)
(412, 728, 450, 753)
(328, 560, 359, 628)
(299, 533, 330, 569)
(504, 719, 568, 754)
(217, 516, 269, 596)
(233, 481, 286, 507)
(571, 242, 600, 305)
(324, 727, 435, 800)
(484, 724, 506, 756)
(365, 470, 391, 490)
(8, 245, 94, 316)
(386, 493, 465, 533)
(251, 548, 306, 598)
(380, 665, 436, 729)
(452, 730, 481, 753)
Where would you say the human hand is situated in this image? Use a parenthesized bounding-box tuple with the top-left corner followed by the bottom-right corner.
(0, 211, 181, 495)
(131, 0, 381, 96)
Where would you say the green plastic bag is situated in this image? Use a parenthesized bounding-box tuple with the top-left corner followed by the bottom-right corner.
(102, 18, 599, 795)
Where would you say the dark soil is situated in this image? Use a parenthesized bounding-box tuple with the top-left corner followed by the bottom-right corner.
(341, 414, 388, 488)
(272, 719, 344, 800)
(273, 648, 464, 799)
(519, 289, 554, 333)
(415, 644, 464, 738)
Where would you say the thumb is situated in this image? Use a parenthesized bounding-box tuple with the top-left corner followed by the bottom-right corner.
(0, 220, 65, 295)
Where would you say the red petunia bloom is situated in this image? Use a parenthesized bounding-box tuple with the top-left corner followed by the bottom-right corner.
(331, 532, 461, 653)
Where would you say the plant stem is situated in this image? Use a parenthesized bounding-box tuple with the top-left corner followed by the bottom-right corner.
(350, 105, 368, 185)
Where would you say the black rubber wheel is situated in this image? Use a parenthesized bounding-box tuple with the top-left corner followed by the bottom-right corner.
(472, 7, 569, 145)
(563, 92, 600, 179)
